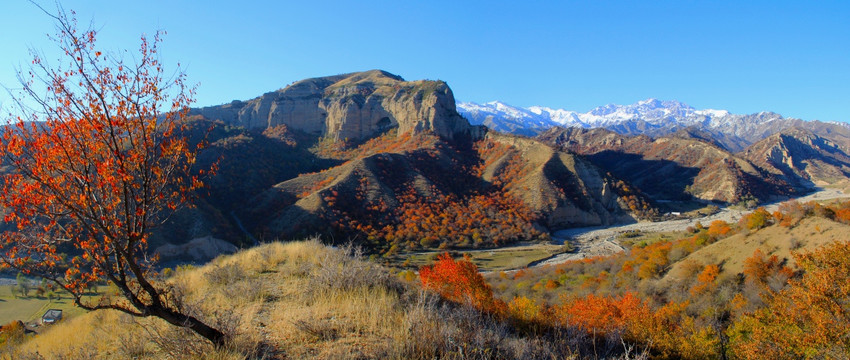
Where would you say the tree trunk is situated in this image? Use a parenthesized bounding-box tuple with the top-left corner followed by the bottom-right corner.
(151, 305, 227, 347)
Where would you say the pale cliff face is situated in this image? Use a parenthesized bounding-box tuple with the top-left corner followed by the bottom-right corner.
(193, 70, 475, 141)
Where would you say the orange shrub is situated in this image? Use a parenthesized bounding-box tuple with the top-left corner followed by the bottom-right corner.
(419, 253, 505, 314)
(742, 249, 793, 289)
(732, 241, 850, 359)
(690, 264, 720, 296)
(706, 220, 732, 238)
(740, 207, 773, 230)
(554, 292, 651, 335)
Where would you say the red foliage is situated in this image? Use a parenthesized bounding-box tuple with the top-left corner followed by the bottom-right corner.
(330, 185, 543, 252)
(554, 292, 652, 334)
(742, 249, 793, 289)
(419, 253, 506, 314)
(0, 10, 224, 345)
(690, 264, 720, 296)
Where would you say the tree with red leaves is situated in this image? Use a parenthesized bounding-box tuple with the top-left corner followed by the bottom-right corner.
(0, 6, 223, 345)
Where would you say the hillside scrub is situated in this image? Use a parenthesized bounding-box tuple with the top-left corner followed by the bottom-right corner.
(730, 240, 850, 358)
(3, 239, 649, 359)
(9, 201, 849, 358)
(300, 134, 551, 254)
(482, 199, 850, 358)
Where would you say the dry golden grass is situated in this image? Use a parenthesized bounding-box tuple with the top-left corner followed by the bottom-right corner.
(3, 239, 340, 359)
(2, 239, 422, 359)
(663, 216, 850, 284)
(2, 238, 637, 359)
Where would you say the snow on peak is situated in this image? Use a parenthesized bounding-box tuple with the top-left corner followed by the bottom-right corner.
(455, 98, 796, 137)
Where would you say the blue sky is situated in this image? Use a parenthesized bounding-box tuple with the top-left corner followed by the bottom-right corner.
(1, 1, 848, 122)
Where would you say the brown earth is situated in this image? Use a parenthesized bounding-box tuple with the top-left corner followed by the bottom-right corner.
(538, 126, 796, 203)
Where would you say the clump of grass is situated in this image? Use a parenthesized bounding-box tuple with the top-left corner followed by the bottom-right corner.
(309, 242, 398, 293)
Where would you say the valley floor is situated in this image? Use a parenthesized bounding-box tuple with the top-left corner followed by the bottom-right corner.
(536, 187, 850, 267)
(392, 188, 850, 273)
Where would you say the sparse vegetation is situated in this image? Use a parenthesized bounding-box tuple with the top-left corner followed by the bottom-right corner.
(481, 199, 850, 359)
(6, 200, 850, 358)
(2, 239, 648, 359)
(400, 244, 567, 272)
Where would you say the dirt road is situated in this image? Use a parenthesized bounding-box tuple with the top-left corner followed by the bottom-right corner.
(536, 188, 850, 267)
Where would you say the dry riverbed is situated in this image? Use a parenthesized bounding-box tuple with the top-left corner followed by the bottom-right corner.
(536, 188, 850, 267)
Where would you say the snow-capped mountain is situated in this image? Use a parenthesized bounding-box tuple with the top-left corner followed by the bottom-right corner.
(456, 98, 844, 151)
(457, 101, 560, 136)
(458, 98, 746, 130)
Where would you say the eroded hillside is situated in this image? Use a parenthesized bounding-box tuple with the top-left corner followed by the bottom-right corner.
(537, 126, 796, 203)
(742, 127, 850, 189)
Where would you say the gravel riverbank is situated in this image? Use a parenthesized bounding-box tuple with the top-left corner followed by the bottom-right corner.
(536, 188, 850, 267)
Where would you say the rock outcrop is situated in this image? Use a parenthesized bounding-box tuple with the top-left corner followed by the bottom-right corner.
(154, 236, 238, 261)
(193, 70, 478, 141)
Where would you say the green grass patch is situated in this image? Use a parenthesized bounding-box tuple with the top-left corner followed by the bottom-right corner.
(0, 285, 94, 325)
(657, 201, 720, 217)
(400, 244, 566, 271)
(619, 230, 690, 249)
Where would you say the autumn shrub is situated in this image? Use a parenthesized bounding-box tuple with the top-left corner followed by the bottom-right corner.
(689, 264, 719, 296)
(419, 253, 506, 314)
(623, 241, 672, 280)
(730, 241, 850, 359)
(742, 249, 794, 293)
(776, 200, 807, 227)
(740, 207, 773, 230)
(706, 220, 732, 238)
(0, 320, 27, 351)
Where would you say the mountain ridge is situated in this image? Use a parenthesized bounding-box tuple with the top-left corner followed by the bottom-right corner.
(174, 70, 659, 257)
(152, 71, 850, 260)
(458, 99, 849, 152)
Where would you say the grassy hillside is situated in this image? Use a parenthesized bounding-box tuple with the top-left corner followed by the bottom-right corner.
(663, 216, 848, 283)
(2, 240, 644, 359)
(482, 200, 850, 359)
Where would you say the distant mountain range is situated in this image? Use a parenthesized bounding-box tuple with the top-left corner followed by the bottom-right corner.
(457, 99, 849, 152)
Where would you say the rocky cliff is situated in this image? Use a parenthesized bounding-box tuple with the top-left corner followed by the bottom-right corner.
(193, 70, 478, 141)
